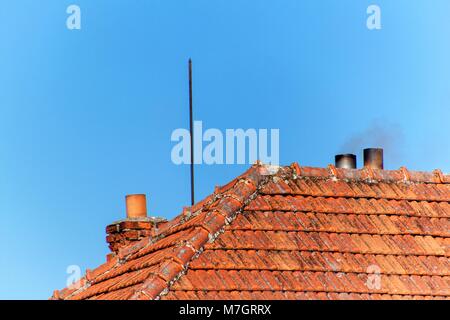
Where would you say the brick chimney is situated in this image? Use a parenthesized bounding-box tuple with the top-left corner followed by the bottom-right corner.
(106, 194, 167, 256)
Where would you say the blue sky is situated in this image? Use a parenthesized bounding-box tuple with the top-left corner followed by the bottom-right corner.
(0, 1, 449, 299)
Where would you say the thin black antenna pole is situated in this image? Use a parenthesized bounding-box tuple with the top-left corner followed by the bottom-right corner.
(189, 59, 195, 206)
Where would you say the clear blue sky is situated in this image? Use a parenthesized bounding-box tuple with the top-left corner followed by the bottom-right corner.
(0, 1, 449, 299)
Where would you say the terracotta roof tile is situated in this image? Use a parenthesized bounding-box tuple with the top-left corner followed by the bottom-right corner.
(54, 164, 450, 300)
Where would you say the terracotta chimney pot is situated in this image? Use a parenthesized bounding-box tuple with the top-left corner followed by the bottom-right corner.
(125, 194, 147, 218)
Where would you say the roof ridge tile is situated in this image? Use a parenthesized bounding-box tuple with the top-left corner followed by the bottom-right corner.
(290, 163, 450, 184)
(151, 165, 275, 299)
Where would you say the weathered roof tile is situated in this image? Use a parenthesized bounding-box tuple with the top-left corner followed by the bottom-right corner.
(54, 164, 450, 300)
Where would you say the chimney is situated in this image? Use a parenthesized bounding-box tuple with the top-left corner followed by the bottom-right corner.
(335, 154, 357, 169)
(106, 194, 167, 256)
(363, 148, 384, 169)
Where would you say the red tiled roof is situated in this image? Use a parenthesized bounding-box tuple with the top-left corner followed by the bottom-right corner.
(52, 163, 450, 300)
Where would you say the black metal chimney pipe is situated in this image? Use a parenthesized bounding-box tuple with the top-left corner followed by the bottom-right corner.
(363, 148, 384, 169)
(335, 154, 357, 169)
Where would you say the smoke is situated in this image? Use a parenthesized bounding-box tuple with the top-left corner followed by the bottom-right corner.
(339, 119, 404, 161)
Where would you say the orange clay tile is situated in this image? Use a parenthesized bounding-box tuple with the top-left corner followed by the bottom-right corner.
(53, 163, 450, 300)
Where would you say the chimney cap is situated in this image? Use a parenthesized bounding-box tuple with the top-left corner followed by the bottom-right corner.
(335, 154, 357, 169)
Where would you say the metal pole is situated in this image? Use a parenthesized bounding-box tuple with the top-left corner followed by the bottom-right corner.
(189, 59, 195, 206)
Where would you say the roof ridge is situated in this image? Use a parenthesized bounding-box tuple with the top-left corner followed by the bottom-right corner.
(291, 162, 450, 184)
(130, 163, 277, 300)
